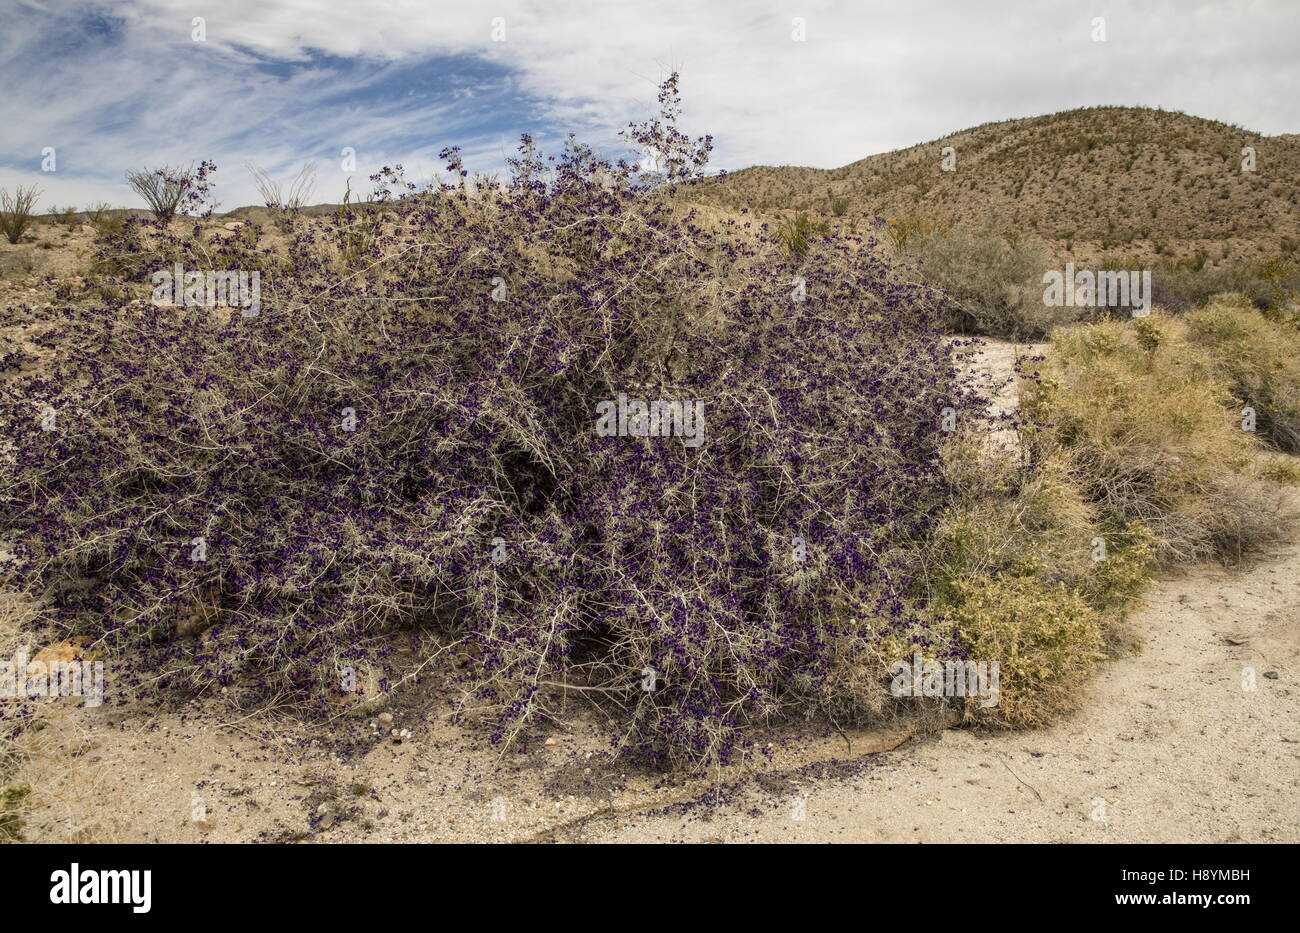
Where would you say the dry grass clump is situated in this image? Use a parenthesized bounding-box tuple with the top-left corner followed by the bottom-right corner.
(774, 210, 828, 259)
(946, 573, 1104, 728)
(1184, 294, 1300, 453)
(1024, 312, 1295, 565)
(920, 431, 1154, 620)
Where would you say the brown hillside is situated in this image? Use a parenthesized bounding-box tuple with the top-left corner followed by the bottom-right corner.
(698, 107, 1300, 263)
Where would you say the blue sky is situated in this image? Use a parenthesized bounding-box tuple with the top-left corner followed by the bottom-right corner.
(2, 0, 1298, 210)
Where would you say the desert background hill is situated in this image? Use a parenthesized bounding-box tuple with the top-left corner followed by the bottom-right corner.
(695, 107, 1300, 266)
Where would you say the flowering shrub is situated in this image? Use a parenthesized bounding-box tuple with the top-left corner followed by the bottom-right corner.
(122, 161, 218, 224)
(0, 76, 986, 767)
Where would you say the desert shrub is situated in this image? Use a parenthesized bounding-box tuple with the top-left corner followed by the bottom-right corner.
(1150, 258, 1300, 314)
(1185, 295, 1300, 452)
(91, 169, 253, 282)
(1023, 312, 1294, 565)
(43, 206, 78, 228)
(124, 162, 216, 223)
(85, 203, 125, 237)
(919, 429, 1154, 636)
(1252, 256, 1299, 315)
(901, 221, 1068, 338)
(1149, 262, 1237, 312)
(1254, 453, 1300, 486)
(944, 573, 1104, 728)
(884, 212, 951, 252)
(774, 210, 828, 259)
(0, 783, 30, 843)
(0, 186, 42, 245)
(248, 163, 317, 230)
(0, 76, 987, 769)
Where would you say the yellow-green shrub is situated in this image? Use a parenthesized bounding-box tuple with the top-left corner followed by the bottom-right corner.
(0, 783, 30, 843)
(1023, 312, 1293, 565)
(946, 573, 1104, 728)
(922, 431, 1153, 625)
(1185, 294, 1300, 453)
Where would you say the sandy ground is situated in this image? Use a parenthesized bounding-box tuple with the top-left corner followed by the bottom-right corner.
(578, 548, 1300, 842)
(7, 531, 1294, 844)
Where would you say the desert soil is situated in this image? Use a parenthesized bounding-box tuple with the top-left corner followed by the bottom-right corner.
(4, 339, 1296, 844)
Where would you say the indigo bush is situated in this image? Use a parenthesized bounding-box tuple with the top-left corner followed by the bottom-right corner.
(1, 76, 987, 767)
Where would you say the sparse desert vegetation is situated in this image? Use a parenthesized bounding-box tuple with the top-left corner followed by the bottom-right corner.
(2, 77, 1297, 848)
(699, 107, 1300, 265)
(0, 186, 43, 246)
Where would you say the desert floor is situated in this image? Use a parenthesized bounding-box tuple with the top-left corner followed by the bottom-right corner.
(10, 529, 1296, 844)
(7, 340, 1295, 844)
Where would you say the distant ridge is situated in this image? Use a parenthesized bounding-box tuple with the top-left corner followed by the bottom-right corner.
(697, 107, 1300, 262)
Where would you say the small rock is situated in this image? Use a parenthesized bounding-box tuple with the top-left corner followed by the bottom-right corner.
(1264, 671, 1279, 679)
(223, 221, 244, 230)
(32, 637, 101, 666)
(544, 737, 557, 746)
(378, 712, 394, 727)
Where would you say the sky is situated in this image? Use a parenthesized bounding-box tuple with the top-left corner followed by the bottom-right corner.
(1, 0, 1297, 211)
